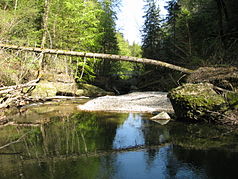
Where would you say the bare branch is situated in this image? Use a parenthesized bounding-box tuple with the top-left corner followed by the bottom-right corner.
(0, 132, 29, 150)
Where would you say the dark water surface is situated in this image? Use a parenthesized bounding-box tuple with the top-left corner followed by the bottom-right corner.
(0, 101, 238, 179)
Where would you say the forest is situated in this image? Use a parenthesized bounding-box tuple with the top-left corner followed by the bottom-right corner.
(0, 0, 237, 111)
(0, 0, 141, 89)
(1, 1, 238, 178)
(0, 0, 237, 91)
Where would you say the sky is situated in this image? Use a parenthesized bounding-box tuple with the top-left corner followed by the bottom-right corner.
(116, 0, 168, 45)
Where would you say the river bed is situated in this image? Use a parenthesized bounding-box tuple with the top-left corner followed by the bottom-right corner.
(0, 100, 238, 179)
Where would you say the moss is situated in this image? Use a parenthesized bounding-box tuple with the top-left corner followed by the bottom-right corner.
(169, 83, 225, 108)
(226, 91, 238, 109)
(31, 80, 79, 98)
(168, 83, 227, 121)
(78, 83, 113, 97)
(30, 80, 112, 98)
(31, 81, 58, 97)
(40, 72, 75, 82)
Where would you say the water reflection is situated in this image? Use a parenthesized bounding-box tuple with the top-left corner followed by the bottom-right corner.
(113, 113, 145, 149)
(113, 146, 207, 179)
(0, 102, 238, 179)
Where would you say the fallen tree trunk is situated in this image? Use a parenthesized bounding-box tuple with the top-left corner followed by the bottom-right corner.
(0, 79, 40, 108)
(0, 43, 193, 74)
(0, 78, 40, 95)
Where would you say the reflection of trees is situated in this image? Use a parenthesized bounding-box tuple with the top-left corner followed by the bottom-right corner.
(141, 119, 171, 166)
(1, 111, 238, 178)
(141, 119, 238, 178)
(173, 145, 238, 179)
(152, 121, 238, 179)
(168, 121, 238, 151)
(26, 111, 123, 157)
(0, 111, 126, 178)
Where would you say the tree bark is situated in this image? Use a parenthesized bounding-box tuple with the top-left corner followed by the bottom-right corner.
(39, 0, 50, 74)
(0, 43, 193, 74)
(41, 0, 50, 49)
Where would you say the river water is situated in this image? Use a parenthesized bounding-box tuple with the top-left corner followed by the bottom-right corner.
(0, 100, 238, 179)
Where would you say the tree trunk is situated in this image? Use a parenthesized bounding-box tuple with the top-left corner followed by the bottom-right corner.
(0, 43, 193, 74)
(39, 0, 50, 74)
(41, 0, 50, 48)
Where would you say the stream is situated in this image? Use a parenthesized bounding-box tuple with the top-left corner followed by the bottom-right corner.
(0, 100, 238, 179)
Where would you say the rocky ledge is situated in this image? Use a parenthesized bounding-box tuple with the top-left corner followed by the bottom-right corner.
(78, 91, 174, 113)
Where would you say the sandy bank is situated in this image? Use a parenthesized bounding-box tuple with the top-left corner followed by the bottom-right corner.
(78, 91, 174, 113)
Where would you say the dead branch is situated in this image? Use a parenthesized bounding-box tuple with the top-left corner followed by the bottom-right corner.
(0, 78, 40, 93)
(0, 132, 29, 150)
(0, 78, 40, 108)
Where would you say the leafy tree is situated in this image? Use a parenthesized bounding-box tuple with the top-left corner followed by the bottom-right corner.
(115, 32, 133, 79)
(0, 0, 43, 45)
(46, 0, 104, 82)
(48, 0, 102, 51)
(130, 42, 142, 58)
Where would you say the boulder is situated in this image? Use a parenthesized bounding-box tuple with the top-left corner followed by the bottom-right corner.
(168, 83, 227, 122)
(150, 112, 171, 125)
(30, 71, 112, 98)
(150, 112, 171, 120)
(30, 80, 80, 98)
(78, 83, 114, 97)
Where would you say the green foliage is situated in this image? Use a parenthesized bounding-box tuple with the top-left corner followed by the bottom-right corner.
(94, 0, 120, 78)
(167, 0, 238, 66)
(49, 0, 103, 52)
(142, 0, 238, 68)
(0, 0, 144, 85)
(114, 33, 143, 79)
(142, 0, 164, 60)
(73, 57, 96, 83)
(0, 51, 38, 85)
(0, 0, 42, 45)
(0, 0, 124, 84)
(116, 32, 131, 56)
(140, 0, 238, 90)
(130, 42, 142, 58)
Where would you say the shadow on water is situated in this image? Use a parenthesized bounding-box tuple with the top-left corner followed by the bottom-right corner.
(0, 101, 238, 179)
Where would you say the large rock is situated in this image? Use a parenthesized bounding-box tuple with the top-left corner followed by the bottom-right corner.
(78, 83, 114, 97)
(168, 83, 227, 122)
(30, 80, 82, 98)
(31, 72, 112, 98)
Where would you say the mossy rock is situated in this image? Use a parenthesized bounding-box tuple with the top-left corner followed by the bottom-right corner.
(40, 72, 75, 83)
(78, 83, 114, 97)
(226, 91, 238, 109)
(168, 83, 227, 122)
(31, 80, 79, 98)
(31, 80, 111, 98)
